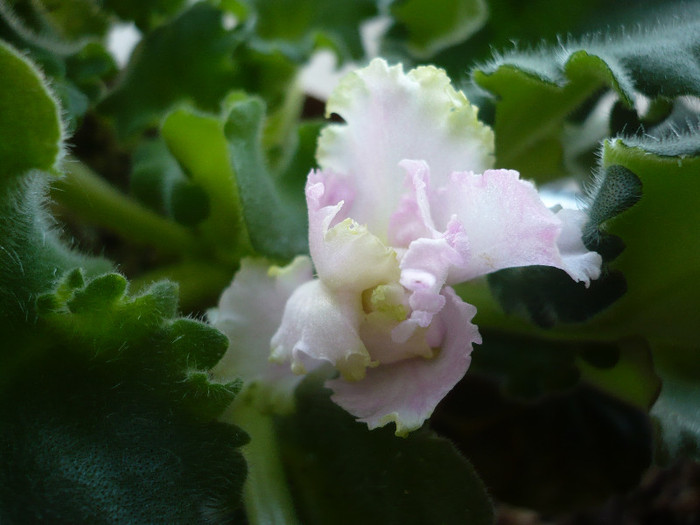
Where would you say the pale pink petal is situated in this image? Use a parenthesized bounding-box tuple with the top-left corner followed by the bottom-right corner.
(390, 161, 469, 339)
(211, 257, 313, 408)
(554, 208, 603, 285)
(328, 287, 481, 436)
(388, 160, 436, 246)
(317, 58, 494, 235)
(270, 279, 374, 381)
(435, 169, 567, 282)
(306, 172, 401, 293)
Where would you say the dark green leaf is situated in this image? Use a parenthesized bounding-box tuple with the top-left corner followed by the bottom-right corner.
(170, 180, 211, 227)
(434, 375, 653, 513)
(651, 349, 700, 464)
(0, 355, 247, 524)
(103, 0, 187, 31)
(388, 0, 487, 58)
(486, 265, 628, 328)
(276, 377, 494, 525)
(583, 164, 643, 261)
(243, 0, 378, 62)
(99, 3, 242, 137)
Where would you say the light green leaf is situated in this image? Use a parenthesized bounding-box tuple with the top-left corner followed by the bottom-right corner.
(472, 7, 700, 181)
(161, 107, 253, 261)
(0, 39, 63, 180)
(585, 137, 700, 346)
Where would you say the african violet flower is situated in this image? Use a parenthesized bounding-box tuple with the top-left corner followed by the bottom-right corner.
(213, 59, 601, 435)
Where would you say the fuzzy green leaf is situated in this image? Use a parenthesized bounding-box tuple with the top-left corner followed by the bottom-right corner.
(472, 6, 700, 181)
(0, 39, 63, 180)
(276, 377, 494, 525)
(585, 137, 700, 345)
(0, 356, 247, 524)
(0, 2, 117, 126)
(32, 270, 243, 417)
(224, 97, 308, 260)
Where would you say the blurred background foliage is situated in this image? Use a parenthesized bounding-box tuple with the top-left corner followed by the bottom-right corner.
(2, 0, 699, 522)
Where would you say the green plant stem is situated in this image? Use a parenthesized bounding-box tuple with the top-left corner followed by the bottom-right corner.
(226, 402, 301, 525)
(52, 159, 201, 257)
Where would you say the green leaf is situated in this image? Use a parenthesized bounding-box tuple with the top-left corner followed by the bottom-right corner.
(583, 164, 643, 261)
(434, 376, 652, 512)
(99, 3, 242, 137)
(486, 163, 642, 328)
(472, 6, 700, 181)
(34, 0, 111, 40)
(224, 97, 308, 260)
(0, 355, 247, 524)
(276, 377, 494, 525)
(0, 2, 117, 126)
(1, 176, 111, 346)
(161, 106, 252, 260)
(486, 265, 628, 328)
(589, 135, 700, 463)
(130, 136, 187, 213)
(103, 0, 187, 31)
(651, 351, 700, 464)
(586, 137, 700, 346)
(422, 0, 612, 81)
(243, 0, 378, 62)
(0, 39, 64, 180)
(159, 96, 309, 264)
(388, 0, 488, 58)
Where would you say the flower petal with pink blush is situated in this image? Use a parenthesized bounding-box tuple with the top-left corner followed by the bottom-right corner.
(211, 256, 314, 410)
(396, 162, 601, 286)
(554, 208, 603, 284)
(436, 169, 567, 282)
(270, 279, 374, 382)
(306, 172, 401, 293)
(328, 287, 481, 436)
(317, 58, 494, 236)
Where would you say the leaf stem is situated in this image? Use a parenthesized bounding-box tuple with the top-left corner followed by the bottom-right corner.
(52, 159, 201, 257)
(226, 402, 301, 525)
